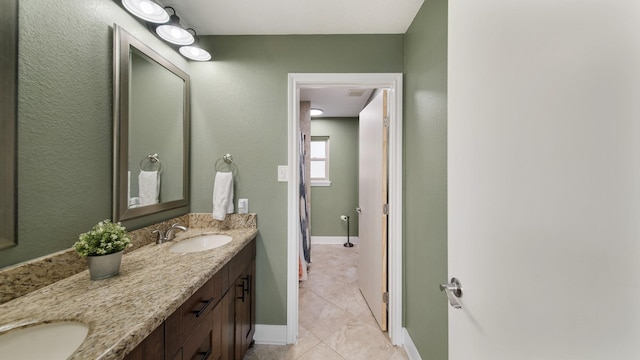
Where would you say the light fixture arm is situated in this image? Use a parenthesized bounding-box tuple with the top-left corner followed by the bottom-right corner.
(155, 7, 194, 46)
(163, 6, 176, 16)
(178, 27, 212, 61)
(185, 28, 200, 44)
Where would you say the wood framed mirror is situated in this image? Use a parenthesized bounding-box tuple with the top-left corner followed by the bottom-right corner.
(112, 25, 190, 222)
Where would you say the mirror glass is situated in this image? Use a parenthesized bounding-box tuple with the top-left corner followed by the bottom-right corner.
(0, 0, 18, 249)
(113, 25, 190, 222)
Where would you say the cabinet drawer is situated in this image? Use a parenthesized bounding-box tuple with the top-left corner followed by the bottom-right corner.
(183, 277, 214, 337)
(211, 299, 223, 360)
(183, 310, 214, 360)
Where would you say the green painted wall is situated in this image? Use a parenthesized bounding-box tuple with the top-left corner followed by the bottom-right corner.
(0, 0, 189, 268)
(310, 117, 359, 237)
(4, 4, 447, 357)
(189, 35, 403, 325)
(403, 0, 449, 358)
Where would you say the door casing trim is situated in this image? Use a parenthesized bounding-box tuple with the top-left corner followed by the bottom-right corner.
(287, 73, 403, 345)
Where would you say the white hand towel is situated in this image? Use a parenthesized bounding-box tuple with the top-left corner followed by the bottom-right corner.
(138, 170, 159, 206)
(212, 171, 234, 220)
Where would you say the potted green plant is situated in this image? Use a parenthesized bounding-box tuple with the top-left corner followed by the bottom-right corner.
(74, 219, 131, 280)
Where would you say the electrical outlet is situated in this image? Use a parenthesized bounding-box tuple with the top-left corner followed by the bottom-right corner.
(277, 166, 288, 182)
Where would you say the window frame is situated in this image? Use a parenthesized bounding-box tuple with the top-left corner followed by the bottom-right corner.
(310, 136, 331, 186)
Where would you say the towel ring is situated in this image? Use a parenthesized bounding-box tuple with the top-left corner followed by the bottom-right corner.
(139, 153, 162, 172)
(215, 153, 238, 177)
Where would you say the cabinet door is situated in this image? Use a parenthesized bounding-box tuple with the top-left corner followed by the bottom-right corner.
(234, 274, 248, 360)
(221, 289, 235, 360)
(170, 349, 183, 360)
(234, 261, 255, 360)
(211, 298, 223, 360)
(165, 307, 183, 359)
(248, 259, 256, 345)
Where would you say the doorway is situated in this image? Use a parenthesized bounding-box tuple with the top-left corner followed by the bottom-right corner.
(286, 73, 403, 345)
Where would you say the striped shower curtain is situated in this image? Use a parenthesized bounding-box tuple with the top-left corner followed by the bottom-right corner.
(299, 132, 311, 280)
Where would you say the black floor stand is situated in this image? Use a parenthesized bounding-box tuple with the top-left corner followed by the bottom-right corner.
(344, 217, 354, 248)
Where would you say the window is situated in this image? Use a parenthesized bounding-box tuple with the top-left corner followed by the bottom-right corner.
(310, 136, 331, 186)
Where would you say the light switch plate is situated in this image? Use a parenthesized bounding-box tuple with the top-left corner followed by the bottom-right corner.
(277, 166, 288, 182)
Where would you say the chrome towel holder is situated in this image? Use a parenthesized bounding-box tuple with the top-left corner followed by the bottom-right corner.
(139, 153, 162, 172)
(215, 153, 238, 176)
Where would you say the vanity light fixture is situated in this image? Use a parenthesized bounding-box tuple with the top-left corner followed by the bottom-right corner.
(179, 45, 212, 61)
(121, 0, 169, 23)
(155, 7, 194, 46)
(179, 29, 212, 61)
(120, 3, 211, 61)
(310, 108, 324, 116)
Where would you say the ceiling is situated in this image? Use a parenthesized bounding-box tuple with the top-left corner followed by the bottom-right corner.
(300, 88, 374, 118)
(164, 0, 425, 36)
(160, 0, 423, 116)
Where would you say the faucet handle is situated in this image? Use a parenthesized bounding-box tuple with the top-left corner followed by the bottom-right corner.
(152, 229, 165, 244)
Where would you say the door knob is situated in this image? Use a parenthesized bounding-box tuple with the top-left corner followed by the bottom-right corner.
(439, 278, 463, 309)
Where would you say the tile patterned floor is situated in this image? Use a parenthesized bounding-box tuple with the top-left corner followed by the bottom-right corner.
(244, 244, 408, 360)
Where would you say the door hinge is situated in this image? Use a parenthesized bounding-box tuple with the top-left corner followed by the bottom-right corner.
(383, 116, 390, 128)
(383, 292, 389, 304)
(382, 203, 389, 215)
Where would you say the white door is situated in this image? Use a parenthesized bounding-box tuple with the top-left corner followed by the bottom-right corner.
(358, 90, 388, 331)
(448, 1, 640, 359)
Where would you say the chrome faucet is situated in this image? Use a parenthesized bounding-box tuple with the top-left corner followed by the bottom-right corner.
(152, 223, 188, 244)
(152, 229, 165, 244)
(166, 223, 188, 241)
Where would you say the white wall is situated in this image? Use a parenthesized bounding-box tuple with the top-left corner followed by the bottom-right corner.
(448, 0, 640, 358)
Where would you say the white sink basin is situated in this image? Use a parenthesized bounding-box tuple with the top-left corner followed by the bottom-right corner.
(170, 234, 232, 253)
(0, 321, 89, 360)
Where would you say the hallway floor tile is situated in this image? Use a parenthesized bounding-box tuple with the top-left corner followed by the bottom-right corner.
(244, 244, 408, 360)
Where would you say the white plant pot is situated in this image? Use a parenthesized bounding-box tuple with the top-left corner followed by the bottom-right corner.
(86, 250, 123, 280)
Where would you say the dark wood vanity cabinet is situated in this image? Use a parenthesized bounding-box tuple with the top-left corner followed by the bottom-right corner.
(234, 259, 256, 360)
(124, 239, 255, 360)
(167, 273, 218, 360)
(123, 323, 165, 360)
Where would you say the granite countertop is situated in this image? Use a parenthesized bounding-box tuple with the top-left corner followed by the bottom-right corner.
(0, 227, 258, 360)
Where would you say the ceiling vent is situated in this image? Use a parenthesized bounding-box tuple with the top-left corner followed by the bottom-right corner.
(347, 89, 367, 97)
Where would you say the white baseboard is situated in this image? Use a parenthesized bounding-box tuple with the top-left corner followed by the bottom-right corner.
(254, 325, 419, 356)
(403, 327, 423, 360)
(254, 324, 288, 345)
(311, 236, 359, 245)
